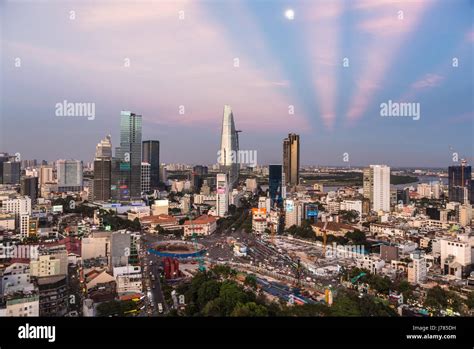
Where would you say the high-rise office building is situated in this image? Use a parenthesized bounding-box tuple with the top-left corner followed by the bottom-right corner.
(93, 135, 112, 201)
(216, 173, 229, 217)
(39, 165, 54, 186)
(219, 105, 239, 189)
(0, 153, 9, 183)
(191, 165, 208, 193)
(283, 133, 300, 187)
(142, 140, 160, 189)
(364, 165, 390, 212)
(141, 162, 151, 193)
(20, 176, 39, 204)
(56, 160, 83, 192)
(448, 161, 472, 204)
(268, 164, 283, 208)
(112, 111, 142, 201)
(95, 135, 112, 158)
(2, 160, 21, 185)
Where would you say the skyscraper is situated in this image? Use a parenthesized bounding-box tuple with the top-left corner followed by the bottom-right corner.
(112, 111, 142, 201)
(219, 105, 239, 189)
(142, 140, 160, 189)
(364, 165, 390, 212)
(283, 133, 300, 188)
(216, 173, 229, 217)
(57, 159, 83, 192)
(141, 162, 151, 193)
(192, 165, 208, 193)
(2, 160, 21, 185)
(448, 161, 472, 204)
(95, 134, 112, 158)
(21, 176, 38, 203)
(268, 164, 283, 207)
(93, 135, 112, 201)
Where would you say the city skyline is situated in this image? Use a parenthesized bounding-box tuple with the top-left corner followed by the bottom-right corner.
(1, 0, 473, 167)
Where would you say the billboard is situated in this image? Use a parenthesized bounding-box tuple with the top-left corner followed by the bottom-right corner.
(306, 205, 319, 218)
(52, 205, 63, 213)
(217, 181, 226, 194)
(285, 200, 294, 213)
(252, 208, 267, 216)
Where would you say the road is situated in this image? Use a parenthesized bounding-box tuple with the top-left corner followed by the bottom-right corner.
(140, 234, 168, 316)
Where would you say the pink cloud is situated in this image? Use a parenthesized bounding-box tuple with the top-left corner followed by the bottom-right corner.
(411, 73, 444, 90)
(305, 1, 344, 129)
(345, 1, 431, 124)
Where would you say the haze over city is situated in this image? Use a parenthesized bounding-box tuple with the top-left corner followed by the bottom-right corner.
(1, 0, 473, 167)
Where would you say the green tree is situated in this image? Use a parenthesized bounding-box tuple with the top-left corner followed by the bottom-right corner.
(244, 274, 258, 289)
(219, 281, 249, 316)
(197, 280, 221, 309)
(230, 302, 268, 317)
(425, 286, 448, 310)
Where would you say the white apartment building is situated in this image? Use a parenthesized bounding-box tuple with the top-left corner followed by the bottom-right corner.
(141, 162, 151, 193)
(1, 196, 32, 216)
(340, 200, 363, 217)
(258, 196, 271, 213)
(152, 199, 169, 215)
(113, 265, 142, 295)
(216, 173, 229, 217)
(3, 295, 39, 317)
(440, 236, 472, 278)
(30, 250, 68, 277)
(372, 165, 390, 212)
(408, 253, 427, 284)
(252, 210, 268, 234)
(284, 199, 302, 228)
(355, 255, 385, 274)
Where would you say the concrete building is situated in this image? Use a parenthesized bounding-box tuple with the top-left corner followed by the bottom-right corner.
(37, 275, 68, 316)
(183, 215, 217, 237)
(252, 208, 268, 234)
(141, 162, 151, 193)
(364, 165, 390, 212)
(283, 133, 300, 187)
(113, 265, 142, 295)
(380, 245, 399, 262)
(440, 236, 472, 278)
(407, 252, 427, 285)
(81, 232, 111, 261)
(4, 295, 39, 317)
(216, 173, 229, 217)
(152, 199, 169, 216)
(284, 199, 302, 228)
(30, 248, 68, 277)
(57, 159, 83, 192)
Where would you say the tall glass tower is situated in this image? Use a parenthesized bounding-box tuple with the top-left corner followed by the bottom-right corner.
(283, 133, 300, 187)
(448, 160, 472, 204)
(269, 164, 283, 207)
(142, 140, 160, 189)
(113, 111, 142, 200)
(219, 105, 239, 188)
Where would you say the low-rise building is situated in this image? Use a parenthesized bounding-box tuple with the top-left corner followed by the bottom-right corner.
(183, 215, 217, 237)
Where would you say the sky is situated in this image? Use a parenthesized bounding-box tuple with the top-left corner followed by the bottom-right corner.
(0, 0, 473, 168)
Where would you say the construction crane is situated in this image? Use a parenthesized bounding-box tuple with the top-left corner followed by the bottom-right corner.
(192, 232, 206, 272)
(350, 272, 367, 284)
